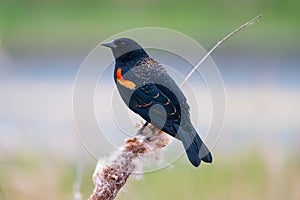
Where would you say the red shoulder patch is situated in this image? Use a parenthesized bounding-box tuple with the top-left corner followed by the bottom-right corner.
(115, 67, 136, 90)
(116, 68, 122, 80)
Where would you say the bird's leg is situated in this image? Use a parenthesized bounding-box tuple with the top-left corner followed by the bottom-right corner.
(136, 122, 149, 136)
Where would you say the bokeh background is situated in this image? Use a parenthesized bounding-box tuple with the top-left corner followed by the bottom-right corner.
(1, 0, 300, 199)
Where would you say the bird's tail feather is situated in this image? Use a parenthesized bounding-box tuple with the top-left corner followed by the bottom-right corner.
(175, 124, 212, 167)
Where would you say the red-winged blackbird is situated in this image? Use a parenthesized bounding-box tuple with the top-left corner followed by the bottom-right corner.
(102, 38, 212, 167)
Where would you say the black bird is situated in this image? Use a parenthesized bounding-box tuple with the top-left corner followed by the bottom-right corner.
(102, 38, 212, 167)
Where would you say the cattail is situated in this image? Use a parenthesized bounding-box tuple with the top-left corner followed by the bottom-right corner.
(88, 124, 170, 200)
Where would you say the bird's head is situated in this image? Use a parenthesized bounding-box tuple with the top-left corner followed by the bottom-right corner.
(101, 38, 148, 62)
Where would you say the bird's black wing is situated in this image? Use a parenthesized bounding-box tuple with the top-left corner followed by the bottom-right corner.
(126, 62, 191, 136)
(129, 82, 181, 136)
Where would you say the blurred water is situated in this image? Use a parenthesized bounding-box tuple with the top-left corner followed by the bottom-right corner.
(0, 50, 299, 160)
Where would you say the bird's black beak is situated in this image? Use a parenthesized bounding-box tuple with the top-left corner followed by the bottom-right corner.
(101, 40, 117, 49)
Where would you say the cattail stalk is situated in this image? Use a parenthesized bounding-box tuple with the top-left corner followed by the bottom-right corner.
(88, 124, 170, 200)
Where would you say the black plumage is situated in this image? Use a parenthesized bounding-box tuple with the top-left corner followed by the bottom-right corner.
(102, 38, 212, 167)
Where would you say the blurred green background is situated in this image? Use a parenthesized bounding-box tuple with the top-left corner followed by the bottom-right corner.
(1, 0, 300, 200)
(1, 0, 300, 52)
